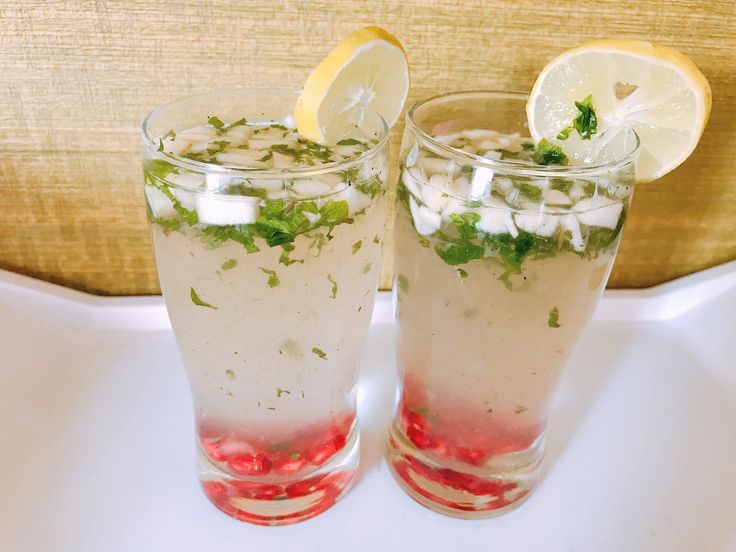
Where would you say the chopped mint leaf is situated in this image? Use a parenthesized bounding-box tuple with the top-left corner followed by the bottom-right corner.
(270, 123, 289, 131)
(337, 138, 363, 146)
(190, 287, 217, 309)
(363, 262, 372, 274)
(279, 252, 303, 266)
(533, 139, 569, 166)
(290, 452, 301, 460)
(144, 159, 179, 182)
(258, 151, 273, 162)
(435, 242, 485, 265)
(418, 236, 430, 248)
(208, 116, 225, 129)
(153, 181, 198, 226)
(397, 274, 409, 293)
(373, 235, 380, 244)
(276, 387, 291, 398)
(223, 184, 268, 199)
(157, 139, 164, 152)
(449, 212, 481, 239)
(207, 140, 230, 155)
(550, 178, 574, 194)
(162, 129, 176, 140)
(521, 142, 535, 151)
(201, 225, 259, 253)
(548, 306, 561, 328)
(573, 94, 597, 140)
(515, 405, 528, 414)
(271, 144, 299, 157)
(556, 127, 572, 140)
(460, 165, 474, 174)
(517, 183, 542, 201)
(225, 369, 235, 378)
(327, 274, 337, 298)
(311, 347, 327, 360)
(355, 175, 382, 198)
(457, 268, 469, 278)
(341, 167, 359, 183)
(221, 259, 238, 271)
(352, 240, 362, 254)
(149, 216, 181, 232)
(229, 117, 248, 128)
(260, 268, 280, 288)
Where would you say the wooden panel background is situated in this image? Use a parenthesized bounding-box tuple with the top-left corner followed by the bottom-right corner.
(1, 0, 734, 295)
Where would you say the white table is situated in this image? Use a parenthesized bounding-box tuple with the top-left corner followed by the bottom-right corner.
(1, 264, 735, 552)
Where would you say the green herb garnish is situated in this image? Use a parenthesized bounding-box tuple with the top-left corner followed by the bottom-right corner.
(260, 268, 280, 288)
(279, 252, 303, 266)
(201, 225, 259, 253)
(397, 274, 410, 293)
(190, 287, 217, 309)
(221, 259, 238, 271)
(208, 116, 225, 129)
(355, 175, 382, 198)
(276, 387, 291, 398)
(557, 94, 598, 141)
(311, 347, 327, 360)
(548, 307, 561, 328)
(352, 240, 362, 254)
(532, 139, 569, 165)
(457, 268, 469, 279)
(327, 274, 338, 298)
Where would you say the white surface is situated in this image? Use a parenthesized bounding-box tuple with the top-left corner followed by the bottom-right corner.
(1, 264, 735, 552)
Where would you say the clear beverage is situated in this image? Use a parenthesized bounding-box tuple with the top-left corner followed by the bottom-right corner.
(386, 91, 638, 518)
(142, 89, 388, 525)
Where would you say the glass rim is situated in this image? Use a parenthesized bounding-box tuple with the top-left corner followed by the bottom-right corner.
(141, 86, 390, 179)
(405, 89, 641, 178)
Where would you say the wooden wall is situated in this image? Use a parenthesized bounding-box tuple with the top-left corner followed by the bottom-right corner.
(1, 0, 734, 295)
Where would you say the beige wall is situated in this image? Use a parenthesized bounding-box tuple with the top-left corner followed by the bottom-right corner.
(1, 0, 734, 295)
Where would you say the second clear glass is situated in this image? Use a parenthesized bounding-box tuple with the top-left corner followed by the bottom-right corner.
(386, 90, 639, 518)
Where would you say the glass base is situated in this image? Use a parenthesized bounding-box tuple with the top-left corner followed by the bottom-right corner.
(386, 422, 543, 519)
(198, 428, 359, 525)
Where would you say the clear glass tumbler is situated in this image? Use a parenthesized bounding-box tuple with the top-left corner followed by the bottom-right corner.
(141, 88, 388, 525)
(386, 91, 639, 518)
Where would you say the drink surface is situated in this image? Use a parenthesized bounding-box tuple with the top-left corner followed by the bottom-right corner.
(143, 114, 388, 523)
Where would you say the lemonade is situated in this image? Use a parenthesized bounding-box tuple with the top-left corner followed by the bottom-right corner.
(143, 88, 389, 525)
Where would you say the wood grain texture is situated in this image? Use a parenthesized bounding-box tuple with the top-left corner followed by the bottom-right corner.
(1, 0, 734, 294)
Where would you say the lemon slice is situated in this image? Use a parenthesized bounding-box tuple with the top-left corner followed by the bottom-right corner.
(526, 39, 711, 182)
(295, 26, 409, 144)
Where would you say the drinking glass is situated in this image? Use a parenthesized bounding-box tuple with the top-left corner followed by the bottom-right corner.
(142, 88, 388, 525)
(386, 90, 638, 518)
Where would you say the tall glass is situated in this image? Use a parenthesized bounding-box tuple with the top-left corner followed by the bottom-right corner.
(142, 89, 388, 525)
(386, 91, 638, 518)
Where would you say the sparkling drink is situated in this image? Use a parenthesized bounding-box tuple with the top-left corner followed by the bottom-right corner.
(387, 91, 638, 517)
(142, 89, 388, 525)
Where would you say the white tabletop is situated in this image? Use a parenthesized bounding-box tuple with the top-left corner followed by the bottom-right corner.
(0, 264, 735, 552)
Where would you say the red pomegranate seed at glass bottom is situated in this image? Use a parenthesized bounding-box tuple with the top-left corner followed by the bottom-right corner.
(406, 411, 427, 430)
(406, 425, 435, 450)
(455, 447, 488, 466)
(227, 480, 284, 500)
(201, 481, 229, 498)
(228, 453, 272, 476)
(273, 455, 308, 475)
(285, 473, 328, 498)
(308, 443, 338, 466)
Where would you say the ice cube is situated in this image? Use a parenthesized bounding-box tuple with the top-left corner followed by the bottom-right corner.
(559, 214, 585, 252)
(542, 189, 572, 206)
(422, 179, 450, 212)
(417, 156, 457, 177)
(333, 184, 371, 214)
(402, 167, 425, 200)
(575, 197, 624, 229)
(440, 197, 467, 222)
(469, 167, 493, 200)
(215, 151, 269, 168)
(145, 186, 177, 219)
(290, 179, 336, 197)
(248, 138, 298, 150)
(195, 195, 259, 225)
(514, 210, 559, 237)
(409, 196, 441, 236)
(177, 125, 218, 142)
(461, 129, 500, 141)
(477, 198, 516, 235)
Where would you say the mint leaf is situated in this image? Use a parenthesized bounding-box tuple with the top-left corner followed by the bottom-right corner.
(207, 140, 230, 155)
(201, 225, 259, 253)
(190, 287, 217, 309)
(320, 200, 349, 225)
(279, 252, 303, 266)
(221, 259, 238, 271)
(373, 235, 380, 244)
(337, 138, 363, 146)
(144, 159, 179, 182)
(521, 142, 535, 151)
(533, 139, 569, 165)
(311, 347, 327, 360)
(157, 139, 164, 152)
(352, 240, 362, 254)
(276, 387, 291, 398)
(457, 268, 469, 279)
(355, 175, 382, 198)
(163, 129, 176, 140)
(327, 274, 337, 298)
(556, 127, 572, 140)
(223, 184, 268, 199)
(573, 94, 597, 140)
(208, 116, 225, 129)
(435, 242, 485, 265)
(152, 181, 198, 226)
(229, 117, 248, 128)
(260, 268, 280, 288)
(517, 183, 542, 201)
(449, 212, 481, 240)
(149, 216, 181, 232)
(363, 262, 372, 274)
(548, 306, 561, 328)
(258, 151, 273, 162)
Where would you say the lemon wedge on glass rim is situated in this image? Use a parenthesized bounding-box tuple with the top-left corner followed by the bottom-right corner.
(526, 39, 711, 183)
(295, 26, 410, 144)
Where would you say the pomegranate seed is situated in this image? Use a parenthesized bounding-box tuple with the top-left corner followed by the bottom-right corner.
(308, 442, 339, 466)
(455, 447, 488, 466)
(201, 480, 229, 498)
(285, 474, 327, 498)
(406, 425, 435, 450)
(406, 411, 427, 431)
(273, 455, 307, 475)
(228, 453, 272, 476)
